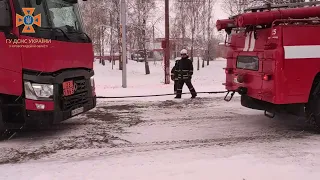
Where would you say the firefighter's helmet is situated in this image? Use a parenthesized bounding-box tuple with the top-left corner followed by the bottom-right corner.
(180, 49, 188, 55)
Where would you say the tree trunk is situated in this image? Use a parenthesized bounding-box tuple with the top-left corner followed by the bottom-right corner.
(191, 23, 195, 61)
(202, 0, 206, 67)
(99, 27, 102, 64)
(109, 11, 113, 63)
(202, 55, 205, 68)
(207, 0, 212, 65)
(180, 2, 185, 49)
(197, 56, 200, 70)
(117, 7, 122, 70)
(190, 5, 197, 62)
(101, 27, 105, 66)
(143, 17, 150, 74)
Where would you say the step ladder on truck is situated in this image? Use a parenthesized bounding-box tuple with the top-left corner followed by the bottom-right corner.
(216, 1, 320, 130)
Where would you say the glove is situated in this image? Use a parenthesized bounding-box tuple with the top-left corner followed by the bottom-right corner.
(171, 75, 174, 81)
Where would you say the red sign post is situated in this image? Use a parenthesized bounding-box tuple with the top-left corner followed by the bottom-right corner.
(164, 0, 170, 84)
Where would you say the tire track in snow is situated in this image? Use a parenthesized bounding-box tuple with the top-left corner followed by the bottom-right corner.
(0, 104, 143, 164)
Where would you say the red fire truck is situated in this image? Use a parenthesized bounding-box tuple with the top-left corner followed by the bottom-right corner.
(0, 0, 96, 136)
(217, 1, 320, 130)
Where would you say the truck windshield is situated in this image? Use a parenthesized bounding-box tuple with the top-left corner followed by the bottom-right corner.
(29, 0, 82, 31)
(20, 0, 89, 42)
(46, 0, 81, 31)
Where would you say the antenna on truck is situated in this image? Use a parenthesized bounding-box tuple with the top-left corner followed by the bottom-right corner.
(244, 1, 320, 13)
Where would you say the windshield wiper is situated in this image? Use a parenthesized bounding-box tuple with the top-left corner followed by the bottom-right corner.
(39, 27, 71, 40)
(63, 25, 91, 42)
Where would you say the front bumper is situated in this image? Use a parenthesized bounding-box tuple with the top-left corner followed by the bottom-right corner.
(25, 97, 96, 126)
(23, 69, 97, 126)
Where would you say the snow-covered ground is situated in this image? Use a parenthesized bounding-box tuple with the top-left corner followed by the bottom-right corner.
(1, 58, 320, 180)
(94, 58, 228, 100)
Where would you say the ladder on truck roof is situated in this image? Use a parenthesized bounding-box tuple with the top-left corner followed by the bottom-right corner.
(244, 1, 320, 12)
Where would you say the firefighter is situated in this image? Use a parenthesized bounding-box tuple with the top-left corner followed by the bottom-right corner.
(171, 58, 180, 94)
(174, 49, 197, 99)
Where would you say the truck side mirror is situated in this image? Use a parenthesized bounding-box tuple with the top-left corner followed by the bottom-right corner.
(0, 0, 11, 28)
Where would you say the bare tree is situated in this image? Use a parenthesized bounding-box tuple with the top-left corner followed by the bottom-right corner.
(127, 0, 156, 75)
(187, 0, 203, 61)
(171, 0, 221, 65)
(221, 0, 262, 16)
(206, 0, 213, 65)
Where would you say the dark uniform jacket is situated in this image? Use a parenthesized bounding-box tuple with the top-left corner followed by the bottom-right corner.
(171, 57, 193, 80)
(171, 59, 180, 80)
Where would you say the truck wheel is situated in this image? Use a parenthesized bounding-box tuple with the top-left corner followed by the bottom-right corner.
(0, 100, 8, 140)
(0, 109, 5, 136)
(306, 78, 320, 131)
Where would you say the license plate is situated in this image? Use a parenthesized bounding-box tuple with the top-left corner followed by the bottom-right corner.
(63, 80, 74, 96)
(71, 107, 84, 116)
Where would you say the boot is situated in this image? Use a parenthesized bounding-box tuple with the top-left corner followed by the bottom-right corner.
(175, 93, 181, 99)
(191, 93, 197, 98)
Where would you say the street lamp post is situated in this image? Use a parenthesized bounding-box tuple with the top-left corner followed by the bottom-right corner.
(164, 0, 170, 84)
(120, 0, 127, 88)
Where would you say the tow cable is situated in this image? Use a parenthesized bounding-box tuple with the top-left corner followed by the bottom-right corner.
(95, 90, 229, 99)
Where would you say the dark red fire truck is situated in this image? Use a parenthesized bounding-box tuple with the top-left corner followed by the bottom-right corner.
(217, 1, 320, 130)
(0, 0, 96, 136)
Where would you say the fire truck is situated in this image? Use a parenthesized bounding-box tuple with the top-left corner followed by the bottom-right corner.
(0, 0, 96, 136)
(216, 1, 320, 130)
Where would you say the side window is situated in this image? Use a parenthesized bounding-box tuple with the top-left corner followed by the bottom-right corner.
(30, 0, 49, 27)
(0, 0, 12, 29)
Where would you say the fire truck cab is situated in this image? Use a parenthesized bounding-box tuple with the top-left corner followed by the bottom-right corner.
(0, 0, 96, 137)
(217, 1, 320, 130)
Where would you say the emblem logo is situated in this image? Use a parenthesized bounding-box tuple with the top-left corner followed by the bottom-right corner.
(16, 8, 41, 33)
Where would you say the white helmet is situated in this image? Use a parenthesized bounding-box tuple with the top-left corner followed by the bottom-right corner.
(180, 49, 188, 55)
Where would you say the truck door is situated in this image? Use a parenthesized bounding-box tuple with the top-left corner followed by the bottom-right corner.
(0, 0, 23, 96)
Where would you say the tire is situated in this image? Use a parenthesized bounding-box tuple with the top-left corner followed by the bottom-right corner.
(305, 79, 320, 132)
(0, 100, 9, 140)
(0, 108, 5, 136)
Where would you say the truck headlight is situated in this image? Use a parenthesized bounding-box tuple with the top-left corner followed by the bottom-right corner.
(90, 76, 95, 87)
(90, 76, 95, 96)
(24, 81, 54, 100)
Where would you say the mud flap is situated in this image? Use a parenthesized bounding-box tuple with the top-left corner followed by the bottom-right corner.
(264, 110, 275, 118)
(224, 91, 235, 102)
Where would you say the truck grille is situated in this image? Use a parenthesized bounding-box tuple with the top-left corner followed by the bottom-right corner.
(60, 78, 90, 111)
(74, 79, 87, 93)
(62, 92, 89, 110)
